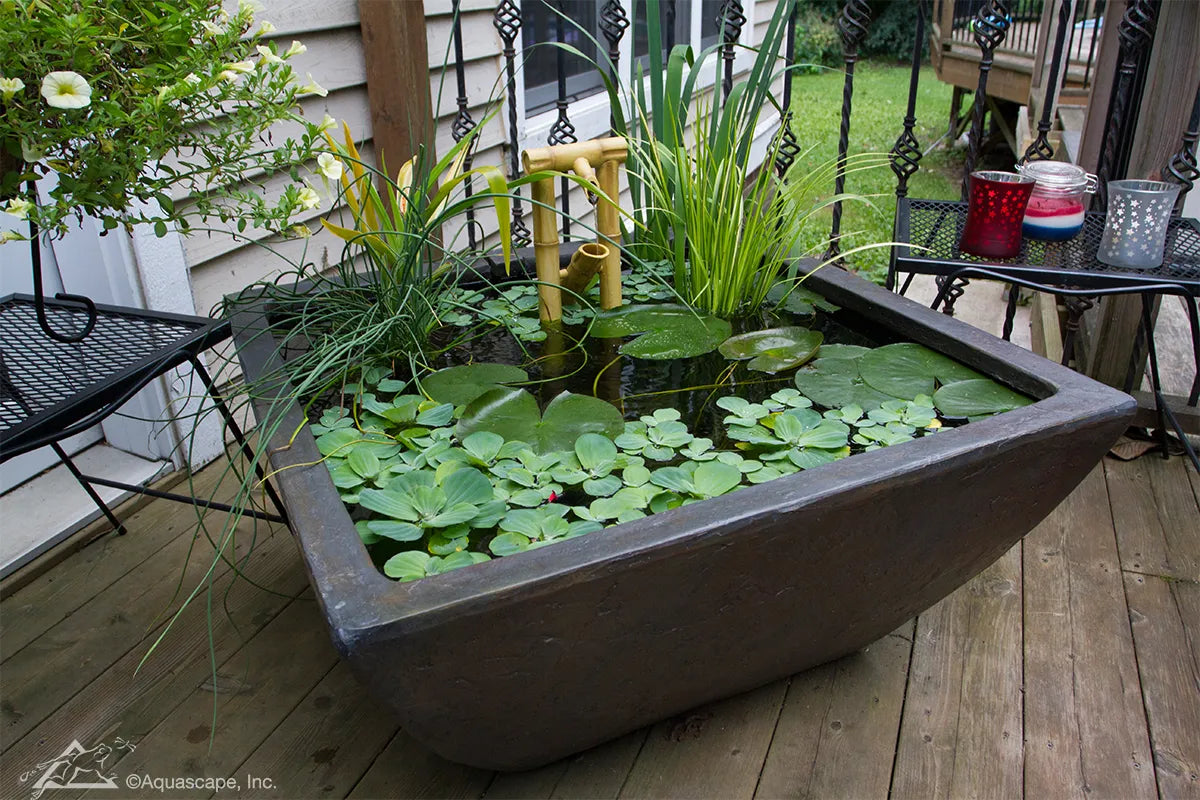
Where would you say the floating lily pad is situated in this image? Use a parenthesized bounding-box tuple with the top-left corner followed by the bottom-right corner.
(815, 344, 872, 360)
(456, 388, 624, 453)
(766, 283, 840, 316)
(858, 343, 984, 399)
(933, 379, 1033, 418)
(590, 304, 731, 359)
(718, 327, 824, 373)
(421, 363, 529, 407)
(794, 357, 897, 410)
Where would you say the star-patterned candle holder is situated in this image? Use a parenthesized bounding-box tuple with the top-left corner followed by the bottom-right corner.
(1096, 180, 1181, 269)
(959, 171, 1036, 259)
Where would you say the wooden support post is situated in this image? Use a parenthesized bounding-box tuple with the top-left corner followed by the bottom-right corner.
(357, 0, 434, 173)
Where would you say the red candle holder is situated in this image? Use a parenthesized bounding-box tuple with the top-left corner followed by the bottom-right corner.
(959, 171, 1036, 259)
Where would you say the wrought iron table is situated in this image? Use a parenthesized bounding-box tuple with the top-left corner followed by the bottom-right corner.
(890, 199, 1200, 471)
(0, 294, 286, 535)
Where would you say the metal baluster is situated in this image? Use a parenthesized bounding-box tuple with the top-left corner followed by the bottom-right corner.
(1021, 0, 1074, 164)
(961, 0, 1010, 198)
(824, 0, 872, 264)
(451, 0, 479, 249)
(493, 0, 531, 248)
(775, 3, 801, 178)
(1094, 0, 1157, 210)
(718, 0, 746, 102)
(600, 0, 630, 132)
(1164, 85, 1200, 216)
(548, 1, 578, 238)
(886, 0, 926, 292)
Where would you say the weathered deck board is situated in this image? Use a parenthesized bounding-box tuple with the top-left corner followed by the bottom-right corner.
(1105, 456, 1200, 581)
(616, 681, 788, 799)
(1022, 466, 1157, 799)
(2, 452, 1195, 799)
(0, 525, 300, 798)
(890, 546, 1024, 800)
(1124, 573, 1200, 799)
(754, 623, 913, 799)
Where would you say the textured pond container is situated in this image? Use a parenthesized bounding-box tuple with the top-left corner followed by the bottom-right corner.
(231, 263, 1133, 771)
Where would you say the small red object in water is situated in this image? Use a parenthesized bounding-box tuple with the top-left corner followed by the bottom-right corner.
(546, 491, 558, 503)
(959, 171, 1035, 259)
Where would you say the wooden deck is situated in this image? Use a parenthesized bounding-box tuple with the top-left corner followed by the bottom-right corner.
(2, 451, 1198, 799)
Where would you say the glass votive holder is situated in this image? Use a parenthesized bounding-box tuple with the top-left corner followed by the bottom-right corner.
(1096, 180, 1181, 269)
(1016, 161, 1097, 242)
(959, 171, 1036, 259)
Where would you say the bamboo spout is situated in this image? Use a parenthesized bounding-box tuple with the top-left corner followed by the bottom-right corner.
(560, 242, 610, 303)
(522, 136, 628, 322)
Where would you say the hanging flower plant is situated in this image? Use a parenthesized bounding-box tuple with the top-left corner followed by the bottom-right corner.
(0, 0, 327, 239)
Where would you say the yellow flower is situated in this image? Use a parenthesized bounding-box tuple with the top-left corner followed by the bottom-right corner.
(0, 76, 24, 102)
(297, 74, 326, 97)
(40, 71, 92, 109)
(4, 197, 34, 220)
(297, 184, 321, 210)
(317, 153, 343, 181)
(284, 40, 306, 58)
(290, 224, 312, 238)
(256, 45, 283, 64)
(224, 60, 255, 74)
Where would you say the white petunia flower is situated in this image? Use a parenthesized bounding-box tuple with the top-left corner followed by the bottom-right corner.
(224, 60, 255, 74)
(317, 113, 337, 133)
(4, 197, 35, 220)
(0, 76, 24, 102)
(317, 153, 343, 181)
(258, 20, 276, 35)
(239, 0, 265, 13)
(296, 74, 326, 97)
(1, 230, 28, 244)
(217, 69, 240, 84)
(41, 71, 92, 109)
(256, 45, 283, 64)
(184, 72, 202, 85)
(297, 184, 321, 210)
(199, 19, 223, 37)
(284, 40, 306, 58)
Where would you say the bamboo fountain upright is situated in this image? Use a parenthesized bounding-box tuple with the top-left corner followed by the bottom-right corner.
(522, 137, 628, 322)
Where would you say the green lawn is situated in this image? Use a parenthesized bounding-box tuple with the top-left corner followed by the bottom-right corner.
(787, 62, 964, 284)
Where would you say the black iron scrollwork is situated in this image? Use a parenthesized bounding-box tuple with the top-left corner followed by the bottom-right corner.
(451, 0, 479, 248)
(1095, 0, 1156, 209)
(492, 0, 531, 247)
(774, 5, 801, 179)
(550, 3, 578, 237)
(1164, 85, 1200, 215)
(24, 179, 97, 344)
(961, 0, 1010, 197)
(599, 0, 629, 131)
(824, 0, 872, 263)
(1021, 0, 1074, 164)
(889, 0, 926, 199)
(718, 0, 746, 102)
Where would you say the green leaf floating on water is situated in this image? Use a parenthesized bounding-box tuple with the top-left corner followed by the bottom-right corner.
(933, 379, 1033, 418)
(766, 283, 840, 316)
(589, 304, 732, 359)
(857, 343, 984, 399)
(794, 357, 897, 410)
(421, 363, 529, 407)
(456, 388, 624, 453)
(718, 327, 824, 373)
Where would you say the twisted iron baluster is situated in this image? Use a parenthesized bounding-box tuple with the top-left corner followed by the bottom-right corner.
(600, 0, 629, 132)
(823, 0, 872, 264)
(1164, 84, 1200, 215)
(718, 0, 746, 102)
(451, 0, 478, 249)
(775, 3, 801, 178)
(1021, 0, 1075, 164)
(960, 0, 1010, 198)
(1094, 0, 1156, 210)
(493, 0, 531, 247)
(886, 0, 926, 292)
(549, 2, 578, 238)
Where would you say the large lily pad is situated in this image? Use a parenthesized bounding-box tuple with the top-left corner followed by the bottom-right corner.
(456, 388, 624, 453)
(933, 379, 1033, 418)
(793, 357, 896, 410)
(421, 363, 529, 407)
(718, 327, 824, 373)
(590, 304, 731, 360)
(857, 343, 984, 400)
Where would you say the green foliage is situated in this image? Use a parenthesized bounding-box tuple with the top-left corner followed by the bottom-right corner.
(793, 9, 841, 73)
(456, 389, 625, 454)
(590, 304, 732, 359)
(718, 327, 824, 373)
(1, 0, 325, 238)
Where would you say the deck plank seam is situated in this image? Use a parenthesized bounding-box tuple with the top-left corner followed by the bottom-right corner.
(749, 676, 792, 799)
(613, 728, 652, 798)
(884, 622, 918, 800)
(342, 728, 408, 799)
